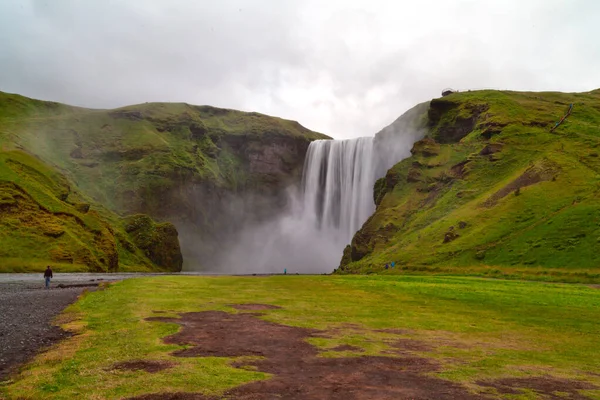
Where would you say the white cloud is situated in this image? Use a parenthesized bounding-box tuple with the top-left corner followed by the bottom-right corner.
(0, 0, 598, 139)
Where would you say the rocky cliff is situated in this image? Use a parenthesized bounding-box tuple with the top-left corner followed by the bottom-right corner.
(340, 89, 600, 282)
(0, 91, 328, 271)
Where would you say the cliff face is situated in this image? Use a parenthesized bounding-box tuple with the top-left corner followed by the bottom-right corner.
(0, 91, 328, 270)
(340, 89, 600, 282)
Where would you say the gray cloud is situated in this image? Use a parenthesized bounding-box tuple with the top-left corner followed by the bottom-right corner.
(1, 0, 598, 139)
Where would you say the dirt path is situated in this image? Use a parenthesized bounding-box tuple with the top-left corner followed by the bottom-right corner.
(126, 305, 598, 400)
(134, 307, 483, 400)
(0, 281, 97, 381)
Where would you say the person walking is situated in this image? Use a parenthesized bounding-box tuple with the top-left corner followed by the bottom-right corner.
(44, 265, 53, 289)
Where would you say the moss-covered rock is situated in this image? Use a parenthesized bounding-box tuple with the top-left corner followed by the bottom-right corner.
(124, 214, 183, 272)
(410, 138, 440, 157)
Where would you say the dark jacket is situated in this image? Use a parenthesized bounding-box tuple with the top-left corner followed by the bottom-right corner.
(44, 268, 53, 278)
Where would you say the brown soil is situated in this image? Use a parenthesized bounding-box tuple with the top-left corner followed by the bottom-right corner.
(450, 160, 469, 179)
(137, 310, 484, 400)
(128, 394, 210, 400)
(476, 376, 597, 399)
(112, 360, 174, 373)
(229, 304, 282, 311)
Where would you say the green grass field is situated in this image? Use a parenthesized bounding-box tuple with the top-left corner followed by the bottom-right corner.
(3, 275, 600, 399)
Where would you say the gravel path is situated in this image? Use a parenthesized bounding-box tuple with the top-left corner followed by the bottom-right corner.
(0, 271, 286, 382)
(0, 281, 99, 382)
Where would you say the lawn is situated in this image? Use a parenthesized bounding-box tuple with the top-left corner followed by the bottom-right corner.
(3, 275, 600, 399)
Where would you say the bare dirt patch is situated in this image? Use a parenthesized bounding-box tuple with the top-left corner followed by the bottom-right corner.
(476, 376, 597, 399)
(140, 311, 483, 399)
(450, 160, 469, 179)
(229, 304, 282, 311)
(126, 392, 210, 400)
(330, 344, 364, 352)
(112, 360, 174, 373)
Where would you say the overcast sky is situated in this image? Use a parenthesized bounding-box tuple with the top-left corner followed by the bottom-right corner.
(1, 0, 598, 139)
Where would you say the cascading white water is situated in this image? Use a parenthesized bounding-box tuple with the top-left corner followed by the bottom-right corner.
(301, 137, 375, 247)
(215, 137, 378, 273)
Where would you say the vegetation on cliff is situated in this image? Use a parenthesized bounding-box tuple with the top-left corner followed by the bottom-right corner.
(0, 150, 181, 272)
(340, 89, 600, 282)
(0, 90, 326, 271)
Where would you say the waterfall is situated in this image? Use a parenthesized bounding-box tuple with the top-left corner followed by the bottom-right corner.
(301, 138, 375, 246)
(215, 137, 379, 274)
(207, 104, 424, 274)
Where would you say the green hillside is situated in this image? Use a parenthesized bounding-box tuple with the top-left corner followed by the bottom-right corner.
(340, 89, 600, 282)
(0, 150, 181, 272)
(0, 92, 326, 214)
(0, 91, 328, 270)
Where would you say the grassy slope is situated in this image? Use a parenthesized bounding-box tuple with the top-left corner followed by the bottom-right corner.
(0, 91, 328, 269)
(3, 275, 599, 399)
(0, 91, 327, 214)
(0, 150, 177, 272)
(341, 89, 600, 282)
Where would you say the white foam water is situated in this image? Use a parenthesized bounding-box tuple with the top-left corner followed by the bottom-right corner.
(300, 137, 375, 248)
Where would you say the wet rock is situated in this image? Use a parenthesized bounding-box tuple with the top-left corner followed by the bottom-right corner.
(410, 138, 440, 157)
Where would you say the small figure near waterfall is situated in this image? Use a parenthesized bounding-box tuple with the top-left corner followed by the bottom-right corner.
(43, 265, 53, 289)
